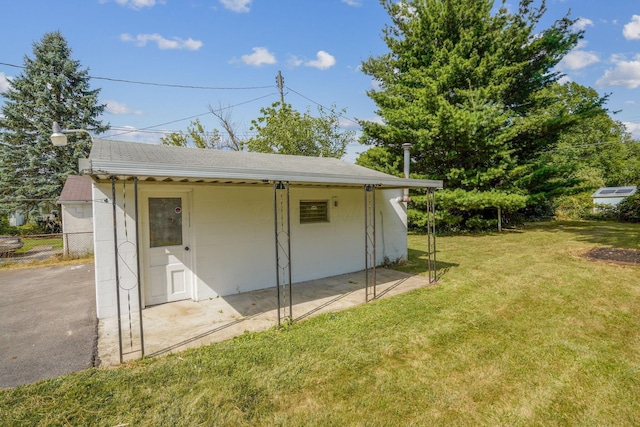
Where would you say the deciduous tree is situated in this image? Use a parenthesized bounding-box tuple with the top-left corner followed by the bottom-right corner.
(160, 104, 245, 151)
(247, 102, 353, 158)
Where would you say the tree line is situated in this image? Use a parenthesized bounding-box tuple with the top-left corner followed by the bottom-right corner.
(356, 0, 640, 230)
(1, 0, 639, 230)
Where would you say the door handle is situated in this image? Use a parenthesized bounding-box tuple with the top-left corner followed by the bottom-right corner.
(184, 246, 190, 251)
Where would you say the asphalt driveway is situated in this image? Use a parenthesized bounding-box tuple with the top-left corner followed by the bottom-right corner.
(0, 263, 96, 388)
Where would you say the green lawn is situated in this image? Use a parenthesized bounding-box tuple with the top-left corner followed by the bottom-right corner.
(14, 236, 63, 253)
(1, 221, 639, 426)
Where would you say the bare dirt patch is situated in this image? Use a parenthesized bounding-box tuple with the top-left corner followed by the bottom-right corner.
(583, 247, 640, 266)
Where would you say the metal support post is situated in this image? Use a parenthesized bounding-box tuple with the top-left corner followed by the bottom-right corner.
(364, 184, 377, 301)
(111, 177, 123, 363)
(273, 181, 292, 326)
(426, 188, 437, 283)
(134, 177, 144, 357)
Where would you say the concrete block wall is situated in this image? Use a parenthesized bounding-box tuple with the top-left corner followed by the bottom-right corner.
(93, 181, 407, 319)
(93, 182, 140, 319)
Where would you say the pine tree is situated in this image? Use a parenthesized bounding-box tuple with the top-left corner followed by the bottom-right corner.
(0, 31, 108, 217)
(359, 0, 603, 192)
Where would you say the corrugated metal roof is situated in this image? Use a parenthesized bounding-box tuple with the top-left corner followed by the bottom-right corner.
(591, 186, 637, 198)
(87, 139, 443, 189)
(58, 175, 93, 203)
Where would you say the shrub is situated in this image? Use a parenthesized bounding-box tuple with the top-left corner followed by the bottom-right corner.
(17, 222, 51, 235)
(0, 215, 19, 235)
(408, 189, 527, 233)
(616, 194, 640, 223)
(553, 193, 593, 220)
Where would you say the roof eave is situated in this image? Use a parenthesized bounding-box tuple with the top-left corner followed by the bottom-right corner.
(88, 160, 443, 189)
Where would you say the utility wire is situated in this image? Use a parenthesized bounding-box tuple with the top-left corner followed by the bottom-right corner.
(0, 61, 273, 91)
(2, 60, 366, 134)
(108, 126, 257, 137)
(286, 85, 361, 127)
(103, 92, 276, 138)
(1, 60, 360, 129)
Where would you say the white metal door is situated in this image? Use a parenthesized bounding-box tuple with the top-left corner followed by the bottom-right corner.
(143, 192, 193, 306)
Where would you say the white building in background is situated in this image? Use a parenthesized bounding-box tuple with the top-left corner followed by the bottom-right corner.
(57, 175, 94, 256)
(591, 186, 637, 211)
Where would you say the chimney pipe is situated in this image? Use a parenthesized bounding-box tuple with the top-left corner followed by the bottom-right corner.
(400, 143, 412, 202)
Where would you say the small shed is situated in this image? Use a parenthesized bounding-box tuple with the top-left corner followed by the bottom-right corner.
(591, 186, 637, 211)
(84, 139, 442, 362)
(57, 175, 94, 256)
(9, 211, 25, 227)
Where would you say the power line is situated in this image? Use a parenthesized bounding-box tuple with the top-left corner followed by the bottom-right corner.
(1, 62, 364, 133)
(286, 85, 361, 126)
(104, 92, 276, 138)
(91, 75, 272, 91)
(0, 61, 273, 91)
(107, 126, 258, 138)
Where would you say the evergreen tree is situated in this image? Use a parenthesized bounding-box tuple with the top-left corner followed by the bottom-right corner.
(359, 0, 605, 193)
(0, 31, 108, 217)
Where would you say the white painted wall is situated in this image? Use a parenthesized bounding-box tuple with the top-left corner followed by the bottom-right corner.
(93, 182, 140, 318)
(592, 196, 628, 207)
(92, 181, 407, 319)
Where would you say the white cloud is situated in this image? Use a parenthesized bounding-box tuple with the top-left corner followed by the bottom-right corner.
(287, 55, 303, 68)
(623, 121, 640, 139)
(304, 51, 336, 70)
(0, 72, 12, 93)
(105, 100, 143, 115)
(120, 33, 203, 50)
(339, 117, 361, 130)
(240, 47, 277, 67)
(597, 54, 640, 89)
(559, 50, 600, 70)
(557, 75, 572, 85)
(341, 0, 361, 6)
(573, 17, 594, 31)
(219, 0, 251, 13)
(557, 40, 599, 71)
(360, 115, 383, 125)
(104, 0, 159, 10)
(623, 15, 640, 40)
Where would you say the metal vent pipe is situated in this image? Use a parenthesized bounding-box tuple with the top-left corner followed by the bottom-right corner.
(400, 143, 412, 202)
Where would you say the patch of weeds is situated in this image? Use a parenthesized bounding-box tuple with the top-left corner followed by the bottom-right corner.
(382, 256, 407, 268)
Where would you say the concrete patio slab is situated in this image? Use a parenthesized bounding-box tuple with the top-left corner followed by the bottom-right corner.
(98, 268, 432, 366)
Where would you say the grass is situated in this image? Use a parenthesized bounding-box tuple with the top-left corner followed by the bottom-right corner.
(1, 220, 639, 426)
(14, 236, 64, 253)
(0, 253, 94, 271)
(0, 235, 92, 270)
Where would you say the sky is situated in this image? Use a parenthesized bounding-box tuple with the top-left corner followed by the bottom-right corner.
(0, 0, 639, 163)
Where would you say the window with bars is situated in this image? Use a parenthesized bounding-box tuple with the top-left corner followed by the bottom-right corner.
(300, 200, 329, 224)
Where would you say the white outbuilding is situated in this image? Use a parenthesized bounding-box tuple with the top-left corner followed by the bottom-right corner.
(84, 139, 442, 361)
(57, 175, 94, 256)
(591, 186, 637, 211)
